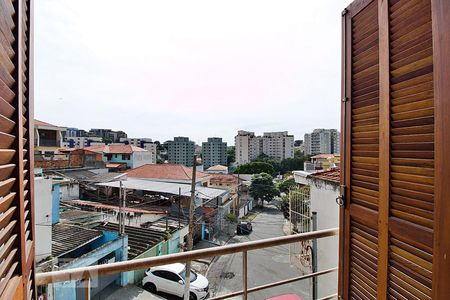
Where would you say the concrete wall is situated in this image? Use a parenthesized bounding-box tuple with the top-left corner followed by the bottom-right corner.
(59, 182, 79, 200)
(34, 177, 53, 262)
(308, 179, 339, 299)
(132, 151, 154, 168)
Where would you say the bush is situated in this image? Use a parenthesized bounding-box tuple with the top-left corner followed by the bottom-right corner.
(225, 213, 238, 223)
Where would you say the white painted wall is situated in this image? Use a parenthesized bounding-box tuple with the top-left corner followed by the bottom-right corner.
(59, 182, 79, 200)
(308, 179, 339, 298)
(34, 177, 53, 262)
(132, 151, 154, 168)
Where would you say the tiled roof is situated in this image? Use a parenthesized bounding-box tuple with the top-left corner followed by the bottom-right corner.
(311, 154, 335, 159)
(308, 168, 340, 183)
(207, 165, 228, 171)
(52, 224, 103, 257)
(82, 144, 147, 154)
(96, 223, 167, 259)
(82, 145, 105, 153)
(62, 199, 166, 214)
(210, 174, 239, 184)
(106, 163, 127, 168)
(126, 164, 210, 181)
(106, 144, 147, 154)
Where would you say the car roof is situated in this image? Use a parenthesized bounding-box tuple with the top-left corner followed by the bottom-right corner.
(152, 263, 185, 274)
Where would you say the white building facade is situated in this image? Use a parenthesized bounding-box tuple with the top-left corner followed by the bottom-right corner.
(235, 130, 294, 165)
(304, 129, 340, 156)
(293, 169, 340, 299)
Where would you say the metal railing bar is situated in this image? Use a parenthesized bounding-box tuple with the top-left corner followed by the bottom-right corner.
(36, 228, 338, 285)
(243, 250, 248, 300)
(209, 268, 337, 300)
(318, 293, 338, 300)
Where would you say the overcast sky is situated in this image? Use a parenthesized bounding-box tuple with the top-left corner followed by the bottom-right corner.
(35, 0, 352, 144)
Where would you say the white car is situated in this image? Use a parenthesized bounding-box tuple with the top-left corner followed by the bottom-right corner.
(142, 263, 209, 300)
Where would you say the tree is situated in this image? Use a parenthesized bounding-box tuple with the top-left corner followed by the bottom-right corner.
(235, 162, 275, 175)
(280, 195, 290, 220)
(249, 173, 280, 208)
(227, 146, 236, 166)
(278, 177, 297, 194)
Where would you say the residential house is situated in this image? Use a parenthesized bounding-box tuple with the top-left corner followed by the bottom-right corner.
(34, 119, 66, 157)
(303, 153, 340, 172)
(293, 168, 340, 298)
(126, 164, 211, 186)
(83, 144, 153, 169)
(34, 177, 128, 300)
(205, 164, 228, 174)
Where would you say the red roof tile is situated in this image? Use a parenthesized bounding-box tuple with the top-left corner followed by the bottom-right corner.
(311, 154, 335, 159)
(206, 165, 228, 171)
(127, 164, 210, 181)
(308, 168, 340, 183)
(83, 144, 147, 154)
(83, 145, 106, 153)
(210, 174, 239, 184)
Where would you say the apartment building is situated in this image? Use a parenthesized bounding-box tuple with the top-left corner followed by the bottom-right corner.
(89, 128, 127, 143)
(262, 131, 295, 161)
(202, 137, 227, 169)
(304, 129, 340, 156)
(235, 130, 294, 165)
(119, 137, 152, 147)
(65, 136, 104, 148)
(165, 137, 196, 167)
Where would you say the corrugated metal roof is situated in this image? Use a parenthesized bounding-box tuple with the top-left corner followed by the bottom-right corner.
(52, 224, 103, 257)
(95, 223, 167, 259)
(62, 199, 166, 214)
(97, 178, 228, 200)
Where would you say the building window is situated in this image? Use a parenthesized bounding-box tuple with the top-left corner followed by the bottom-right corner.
(122, 154, 131, 160)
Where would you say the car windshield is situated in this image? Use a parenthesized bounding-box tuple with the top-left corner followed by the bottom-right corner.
(179, 269, 197, 283)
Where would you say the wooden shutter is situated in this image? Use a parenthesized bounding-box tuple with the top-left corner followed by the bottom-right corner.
(0, 0, 35, 299)
(340, 0, 450, 299)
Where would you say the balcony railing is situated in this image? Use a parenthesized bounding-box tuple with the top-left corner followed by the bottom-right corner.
(36, 228, 338, 300)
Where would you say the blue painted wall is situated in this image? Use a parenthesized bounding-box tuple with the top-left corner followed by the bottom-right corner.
(109, 154, 132, 168)
(51, 183, 60, 224)
(53, 235, 128, 300)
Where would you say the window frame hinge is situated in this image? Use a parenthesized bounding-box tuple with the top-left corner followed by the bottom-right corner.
(342, 97, 348, 103)
(336, 185, 346, 207)
(342, 8, 348, 16)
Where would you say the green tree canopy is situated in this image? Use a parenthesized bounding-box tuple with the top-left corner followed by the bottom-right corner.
(249, 173, 280, 207)
(227, 146, 236, 166)
(235, 162, 275, 175)
(278, 177, 297, 194)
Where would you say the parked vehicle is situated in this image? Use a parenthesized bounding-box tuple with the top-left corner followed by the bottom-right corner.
(237, 221, 253, 235)
(142, 263, 209, 300)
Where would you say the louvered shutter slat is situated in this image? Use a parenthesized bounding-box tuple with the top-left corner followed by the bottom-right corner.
(340, 0, 450, 298)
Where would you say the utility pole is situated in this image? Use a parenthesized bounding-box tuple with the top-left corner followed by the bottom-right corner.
(178, 187, 181, 230)
(184, 155, 197, 300)
(119, 180, 123, 235)
(237, 171, 240, 216)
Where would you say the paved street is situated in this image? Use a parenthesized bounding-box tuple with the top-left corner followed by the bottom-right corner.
(208, 203, 312, 300)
